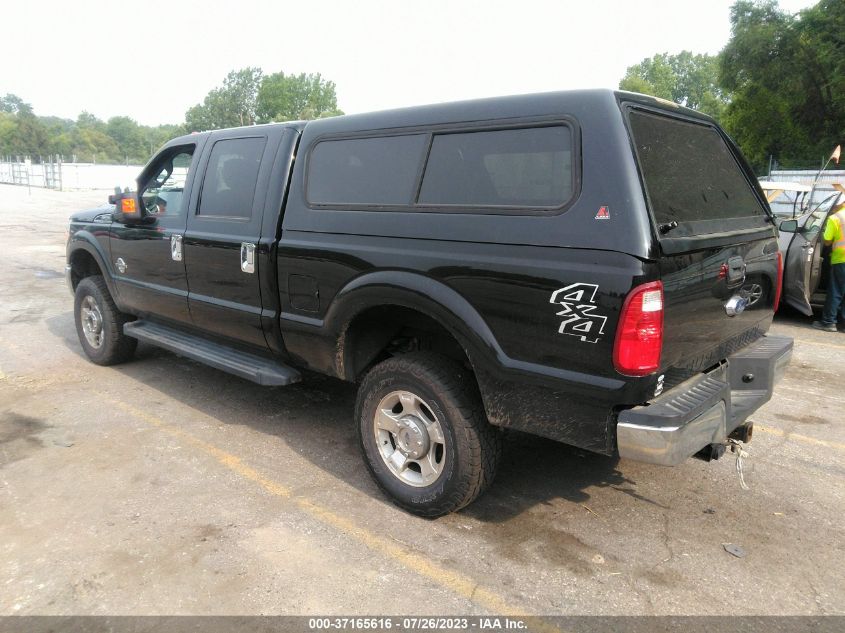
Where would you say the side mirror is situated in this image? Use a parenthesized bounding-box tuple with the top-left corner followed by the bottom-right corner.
(111, 192, 143, 223)
(779, 219, 799, 233)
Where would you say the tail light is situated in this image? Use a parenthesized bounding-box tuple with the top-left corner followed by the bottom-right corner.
(773, 251, 783, 312)
(613, 281, 664, 376)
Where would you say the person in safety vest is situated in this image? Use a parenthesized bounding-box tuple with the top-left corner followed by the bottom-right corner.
(813, 201, 845, 332)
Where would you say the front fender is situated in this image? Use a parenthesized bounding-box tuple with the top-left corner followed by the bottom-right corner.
(66, 230, 120, 303)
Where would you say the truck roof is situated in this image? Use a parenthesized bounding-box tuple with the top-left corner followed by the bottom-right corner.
(303, 89, 711, 136)
(165, 89, 711, 148)
(166, 120, 307, 148)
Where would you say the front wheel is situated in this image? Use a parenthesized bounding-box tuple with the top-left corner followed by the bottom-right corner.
(74, 275, 137, 365)
(356, 352, 501, 517)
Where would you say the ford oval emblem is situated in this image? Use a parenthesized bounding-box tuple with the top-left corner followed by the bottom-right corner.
(724, 295, 748, 317)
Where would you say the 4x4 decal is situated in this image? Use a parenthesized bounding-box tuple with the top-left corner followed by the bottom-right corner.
(549, 283, 607, 344)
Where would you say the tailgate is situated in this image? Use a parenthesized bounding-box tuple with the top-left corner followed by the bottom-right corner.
(626, 105, 780, 381)
(659, 237, 779, 377)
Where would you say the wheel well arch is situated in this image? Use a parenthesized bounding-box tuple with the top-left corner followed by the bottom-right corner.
(327, 270, 506, 385)
(339, 304, 475, 383)
(68, 248, 103, 291)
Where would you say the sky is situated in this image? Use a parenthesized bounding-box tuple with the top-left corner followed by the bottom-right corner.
(2, 0, 821, 127)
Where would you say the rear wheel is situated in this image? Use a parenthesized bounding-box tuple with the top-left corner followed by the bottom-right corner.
(356, 352, 501, 517)
(74, 275, 137, 365)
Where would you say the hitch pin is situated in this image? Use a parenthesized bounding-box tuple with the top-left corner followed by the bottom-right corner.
(726, 438, 750, 490)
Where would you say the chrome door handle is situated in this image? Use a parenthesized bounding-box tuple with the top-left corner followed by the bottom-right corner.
(240, 242, 255, 273)
(171, 235, 183, 262)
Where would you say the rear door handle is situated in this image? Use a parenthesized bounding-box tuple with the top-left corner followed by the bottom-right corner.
(240, 242, 255, 273)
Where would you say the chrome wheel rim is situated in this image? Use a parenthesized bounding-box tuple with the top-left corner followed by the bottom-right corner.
(80, 295, 104, 349)
(744, 283, 763, 306)
(373, 390, 446, 487)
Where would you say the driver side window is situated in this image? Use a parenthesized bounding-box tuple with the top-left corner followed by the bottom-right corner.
(140, 148, 195, 218)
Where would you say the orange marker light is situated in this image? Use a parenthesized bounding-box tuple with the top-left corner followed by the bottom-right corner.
(121, 198, 136, 213)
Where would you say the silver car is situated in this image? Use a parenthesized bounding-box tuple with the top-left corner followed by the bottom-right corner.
(761, 181, 845, 315)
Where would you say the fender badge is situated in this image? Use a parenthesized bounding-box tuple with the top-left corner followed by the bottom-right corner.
(115, 258, 127, 274)
(595, 206, 610, 220)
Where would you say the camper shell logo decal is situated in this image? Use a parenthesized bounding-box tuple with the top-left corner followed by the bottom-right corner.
(550, 283, 607, 344)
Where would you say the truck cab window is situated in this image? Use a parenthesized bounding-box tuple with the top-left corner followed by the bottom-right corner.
(140, 149, 194, 217)
(198, 137, 266, 219)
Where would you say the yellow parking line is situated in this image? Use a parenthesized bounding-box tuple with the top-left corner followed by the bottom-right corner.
(110, 399, 556, 625)
(113, 401, 293, 498)
(296, 497, 523, 615)
(756, 424, 845, 452)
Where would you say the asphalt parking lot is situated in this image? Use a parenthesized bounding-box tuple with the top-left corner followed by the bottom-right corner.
(1, 183, 843, 617)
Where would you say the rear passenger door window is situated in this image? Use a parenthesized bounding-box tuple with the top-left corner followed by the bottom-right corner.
(199, 137, 266, 219)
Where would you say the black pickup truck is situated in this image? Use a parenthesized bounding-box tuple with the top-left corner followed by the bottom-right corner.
(66, 90, 792, 516)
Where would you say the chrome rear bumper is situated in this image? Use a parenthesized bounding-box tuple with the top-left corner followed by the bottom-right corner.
(616, 335, 793, 466)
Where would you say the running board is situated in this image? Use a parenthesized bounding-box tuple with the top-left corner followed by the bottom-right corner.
(124, 320, 301, 386)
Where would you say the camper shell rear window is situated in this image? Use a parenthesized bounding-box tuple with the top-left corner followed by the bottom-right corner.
(627, 108, 769, 238)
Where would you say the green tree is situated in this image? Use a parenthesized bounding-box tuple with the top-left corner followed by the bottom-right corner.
(719, 0, 845, 170)
(106, 116, 147, 162)
(0, 65, 342, 162)
(12, 115, 50, 156)
(0, 93, 33, 116)
(138, 123, 186, 161)
(185, 88, 233, 131)
(620, 51, 728, 118)
(224, 67, 263, 125)
(39, 115, 74, 152)
(256, 72, 343, 122)
(0, 112, 18, 155)
(67, 127, 120, 163)
(76, 111, 106, 132)
(185, 67, 264, 131)
(0, 98, 50, 156)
